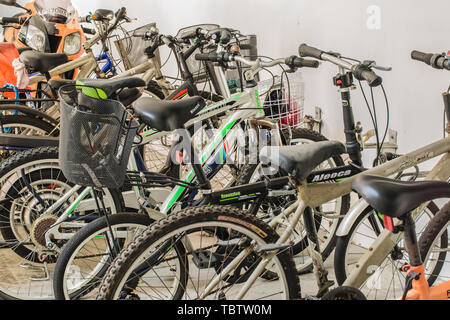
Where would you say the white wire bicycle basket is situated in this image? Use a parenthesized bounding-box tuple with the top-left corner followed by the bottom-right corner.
(258, 72, 305, 130)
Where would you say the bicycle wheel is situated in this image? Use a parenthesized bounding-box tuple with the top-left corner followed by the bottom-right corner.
(237, 128, 350, 273)
(97, 206, 301, 300)
(334, 201, 444, 300)
(0, 114, 57, 160)
(419, 201, 450, 287)
(53, 213, 156, 300)
(0, 147, 123, 300)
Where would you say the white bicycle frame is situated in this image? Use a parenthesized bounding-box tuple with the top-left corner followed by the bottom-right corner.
(197, 135, 450, 299)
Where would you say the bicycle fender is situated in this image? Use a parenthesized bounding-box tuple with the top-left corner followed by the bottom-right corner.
(336, 197, 371, 237)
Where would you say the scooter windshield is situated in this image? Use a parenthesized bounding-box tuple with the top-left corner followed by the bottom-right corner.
(34, 0, 76, 24)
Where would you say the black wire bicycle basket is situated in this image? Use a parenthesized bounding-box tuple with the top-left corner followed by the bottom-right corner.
(59, 84, 139, 189)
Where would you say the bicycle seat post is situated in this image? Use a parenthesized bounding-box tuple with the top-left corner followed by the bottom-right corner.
(443, 92, 450, 134)
(177, 128, 212, 190)
(402, 214, 422, 267)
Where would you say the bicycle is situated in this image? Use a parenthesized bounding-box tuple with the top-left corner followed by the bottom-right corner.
(95, 45, 450, 300)
(323, 174, 450, 300)
(333, 48, 450, 299)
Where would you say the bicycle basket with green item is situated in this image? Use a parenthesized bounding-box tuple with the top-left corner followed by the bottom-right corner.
(58, 84, 139, 189)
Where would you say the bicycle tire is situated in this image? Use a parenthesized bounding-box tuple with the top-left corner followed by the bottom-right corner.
(334, 201, 444, 298)
(418, 200, 450, 286)
(53, 213, 156, 300)
(97, 205, 301, 300)
(0, 147, 123, 300)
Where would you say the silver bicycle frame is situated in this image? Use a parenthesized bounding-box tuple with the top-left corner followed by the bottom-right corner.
(200, 136, 450, 299)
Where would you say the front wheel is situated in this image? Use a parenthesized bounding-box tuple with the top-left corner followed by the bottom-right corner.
(97, 206, 301, 300)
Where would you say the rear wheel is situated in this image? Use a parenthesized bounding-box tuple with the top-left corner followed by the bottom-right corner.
(0, 115, 57, 160)
(418, 201, 450, 287)
(237, 128, 350, 273)
(334, 201, 445, 300)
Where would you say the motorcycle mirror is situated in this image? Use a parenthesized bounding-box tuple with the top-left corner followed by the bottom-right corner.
(0, 0, 17, 6)
(0, 0, 30, 12)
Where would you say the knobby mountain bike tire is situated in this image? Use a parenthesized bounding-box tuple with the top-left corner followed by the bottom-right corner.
(97, 205, 301, 300)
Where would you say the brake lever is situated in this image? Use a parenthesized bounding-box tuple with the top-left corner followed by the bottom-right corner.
(2, 24, 21, 29)
(362, 60, 392, 72)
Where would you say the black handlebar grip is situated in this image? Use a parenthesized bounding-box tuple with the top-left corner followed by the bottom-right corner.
(353, 65, 382, 87)
(195, 53, 214, 61)
(81, 26, 95, 35)
(81, 26, 97, 36)
(0, 17, 22, 24)
(298, 43, 324, 60)
(411, 50, 434, 65)
(299, 58, 320, 68)
(285, 56, 320, 69)
(195, 52, 232, 63)
(115, 7, 127, 19)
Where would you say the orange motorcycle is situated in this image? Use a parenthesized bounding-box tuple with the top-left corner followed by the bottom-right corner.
(2, 0, 86, 79)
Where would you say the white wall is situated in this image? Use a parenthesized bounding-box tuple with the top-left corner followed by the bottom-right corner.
(2, 0, 449, 168)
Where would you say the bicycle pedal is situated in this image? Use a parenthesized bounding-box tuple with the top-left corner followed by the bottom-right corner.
(256, 243, 290, 254)
(216, 238, 249, 248)
(192, 250, 218, 269)
(316, 280, 335, 298)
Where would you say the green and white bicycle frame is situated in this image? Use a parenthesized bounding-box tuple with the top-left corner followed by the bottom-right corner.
(42, 64, 283, 251)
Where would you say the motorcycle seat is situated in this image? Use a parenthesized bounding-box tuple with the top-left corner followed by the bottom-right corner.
(20, 50, 68, 74)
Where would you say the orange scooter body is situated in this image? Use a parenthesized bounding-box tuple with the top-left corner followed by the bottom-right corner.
(2, 0, 86, 81)
(400, 264, 450, 300)
(0, 42, 20, 97)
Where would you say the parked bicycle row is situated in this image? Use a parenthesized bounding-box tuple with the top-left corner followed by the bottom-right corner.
(0, 0, 449, 301)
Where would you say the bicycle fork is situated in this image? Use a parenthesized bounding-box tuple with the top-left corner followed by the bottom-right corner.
(199, 200, 308, 300)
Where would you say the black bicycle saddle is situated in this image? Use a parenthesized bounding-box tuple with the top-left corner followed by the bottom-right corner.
(260, 141, 347, 181)
(352, 175, 450, 218)
(133, 96, 205, 132)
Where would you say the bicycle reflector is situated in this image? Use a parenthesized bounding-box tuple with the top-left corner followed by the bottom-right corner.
(383, 215, 394, 231)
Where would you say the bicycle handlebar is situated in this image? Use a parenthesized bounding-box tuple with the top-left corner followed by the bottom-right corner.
(0, 16, 25, 25)
(299, 43, 383, 87)
(411, 50, 450, 71)
(107, 7, 127, 34)
(195, 52, 319, 69)
(78, 15, 92, 23)
(81, 26, 96, 35)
